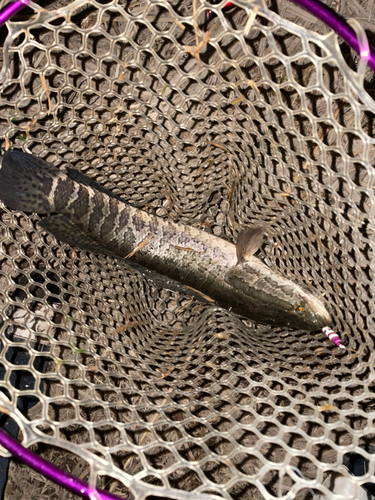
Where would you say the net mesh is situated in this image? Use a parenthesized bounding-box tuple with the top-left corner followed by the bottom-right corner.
(0, 0, 375, 498)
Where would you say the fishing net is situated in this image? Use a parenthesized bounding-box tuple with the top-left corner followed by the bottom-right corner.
(0, 0, 375, 498)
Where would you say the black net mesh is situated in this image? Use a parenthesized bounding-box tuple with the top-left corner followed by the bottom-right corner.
(0, 0, 375, 498)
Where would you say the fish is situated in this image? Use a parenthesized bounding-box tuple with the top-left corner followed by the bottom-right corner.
(0, 149, 332, 330)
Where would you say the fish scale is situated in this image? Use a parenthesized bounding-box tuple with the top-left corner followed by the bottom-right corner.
(0, 149, 332, 330)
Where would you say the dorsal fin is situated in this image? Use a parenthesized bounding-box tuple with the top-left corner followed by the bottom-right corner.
(236, 227, 264, 264)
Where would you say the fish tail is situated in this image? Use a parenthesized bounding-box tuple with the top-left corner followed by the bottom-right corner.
(0, 149, 66, 214)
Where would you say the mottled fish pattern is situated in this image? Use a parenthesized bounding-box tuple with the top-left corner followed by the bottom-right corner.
(0, 150, 332, 330)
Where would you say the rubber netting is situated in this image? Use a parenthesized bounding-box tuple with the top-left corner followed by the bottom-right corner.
(0, 0, 375, 498)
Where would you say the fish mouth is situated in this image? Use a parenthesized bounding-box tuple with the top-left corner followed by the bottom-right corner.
(298, 290, 332, 329)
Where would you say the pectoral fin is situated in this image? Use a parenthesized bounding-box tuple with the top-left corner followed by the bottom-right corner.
(236, 227, 264, 264)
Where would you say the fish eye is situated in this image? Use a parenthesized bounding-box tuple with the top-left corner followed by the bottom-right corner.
(294, 305, 310, 316)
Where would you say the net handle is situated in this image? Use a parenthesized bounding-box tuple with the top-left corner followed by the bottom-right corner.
(0, 427, 126, 500)
(290, 0, 375, 73)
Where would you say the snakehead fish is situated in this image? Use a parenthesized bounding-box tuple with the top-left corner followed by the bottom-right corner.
(0, 150, 331, 330)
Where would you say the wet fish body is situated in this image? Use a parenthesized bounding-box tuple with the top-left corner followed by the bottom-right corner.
(0, 150, 331, 330)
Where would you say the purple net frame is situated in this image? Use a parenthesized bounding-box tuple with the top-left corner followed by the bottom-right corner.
(0, 0, 31, 27)
(0, 0, 374, 70)
(292, 0, 375, 72)
(0, 0, 374, 498)
(0, 425, 125, 500)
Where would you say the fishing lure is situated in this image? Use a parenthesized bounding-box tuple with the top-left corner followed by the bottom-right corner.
(323, 326, 345, 349)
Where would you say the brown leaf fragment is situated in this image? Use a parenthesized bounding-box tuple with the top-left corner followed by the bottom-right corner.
(318, 404, 338, 412)
(116, 321, 138, 333)
(199, 219, 214, 227)
(125, 235, 153, 259)
(116, 311, 138, 332)
(26, 115, 39, 138)
(248, 79, 259, 92)
(156, 367, 175, 379)
(208, 141, 229, 152)
(78, 465, 91, 481)
(40, 74, 52, 114)
(214, 333, 229, 340)
(314, 347, 329, 355)
(278, 186, 291, 198)
(184, 26, 214, 62)
(175, 246, 194, 251)
(118, 62, 129, 82)
(185, 285, 215, 303)
(160, 330, 180, 336)
(231, 95, 245, 105)
(222, 179, 235, 206)
(244, 6, 258, 35)
(0, 406, 10, 416)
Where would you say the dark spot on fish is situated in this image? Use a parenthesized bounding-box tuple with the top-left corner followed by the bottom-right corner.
(100, 198, 118, 239)
(107, 221, 135, 256)
(54, 177, 76, 212)
(69, 185, 89, 220)
(42, 177, 53, 211)
(117, 207, 129, 229)
(87, 192, 105, 232)
(42, 176, 53, 193)
(148, 217, 159, 235)
(132, 213, 147, 232)
(162, 225, 175, 242)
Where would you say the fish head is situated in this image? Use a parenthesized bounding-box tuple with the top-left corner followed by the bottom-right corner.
(227, 259, 332, 331)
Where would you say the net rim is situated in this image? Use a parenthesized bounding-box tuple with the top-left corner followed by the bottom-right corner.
(0, 426, 125, 500)
(0, 0, 374, 498)
(290, 0, 375, 72)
